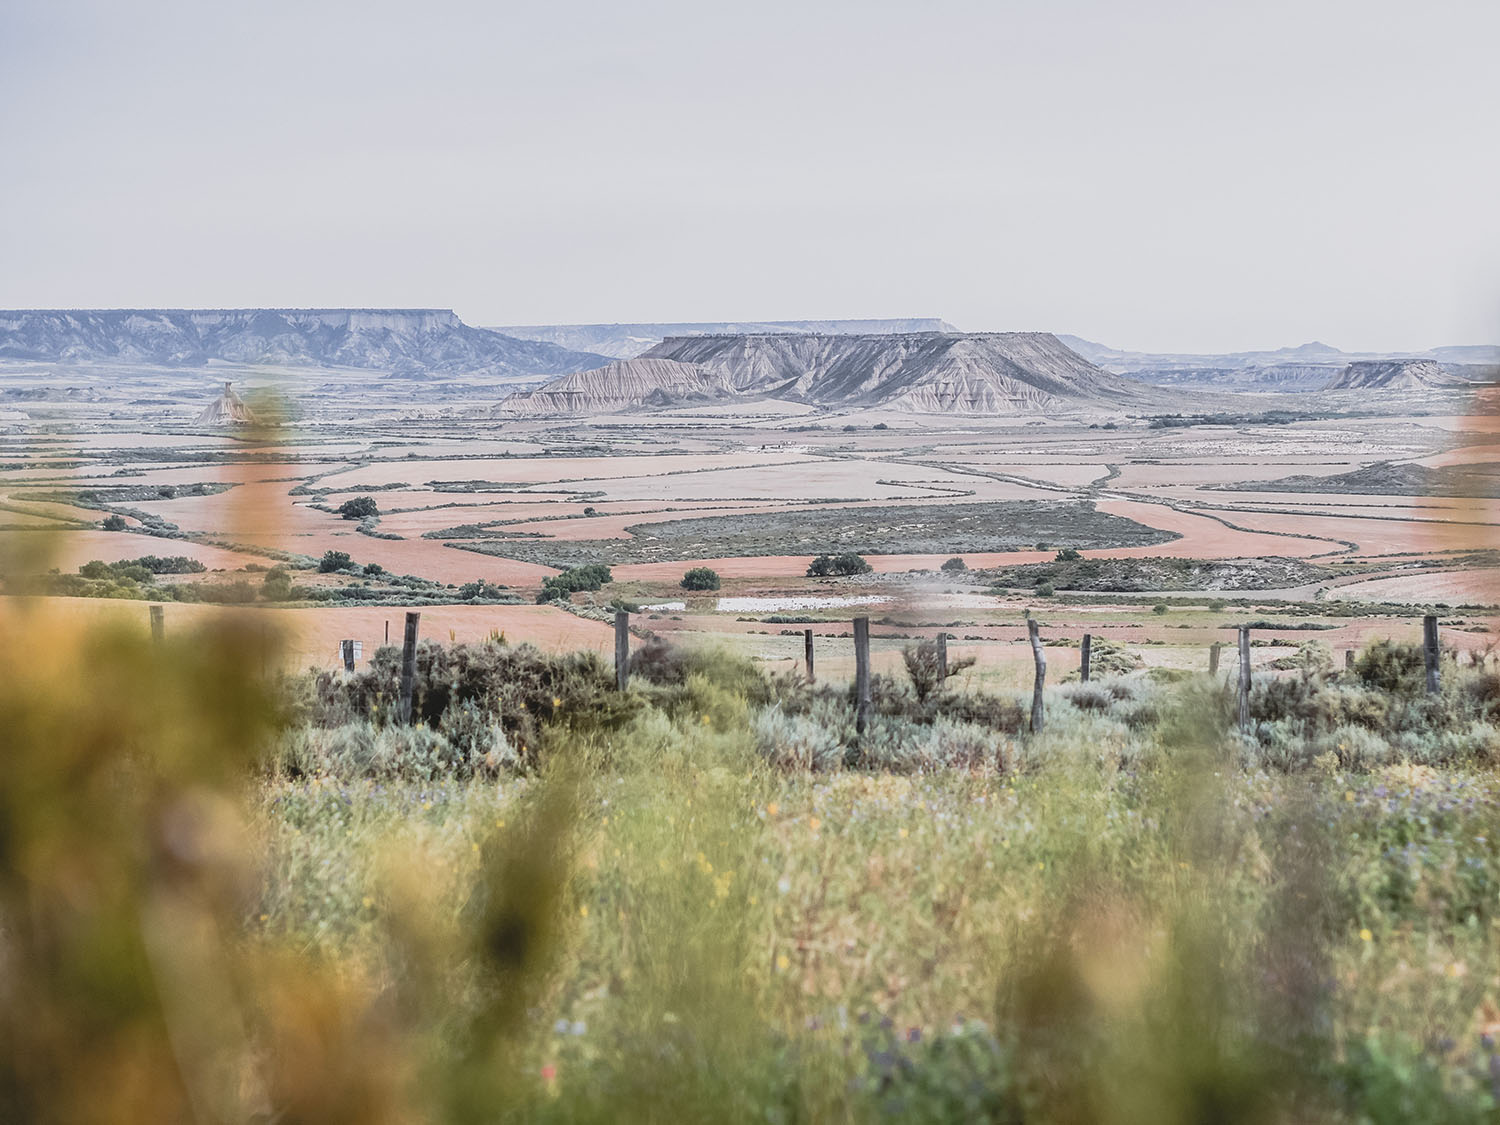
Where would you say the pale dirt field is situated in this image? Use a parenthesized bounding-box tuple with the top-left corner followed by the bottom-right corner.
(321, 452, 821, 488)
(1332, 570, 1500, 606)
(0, 597, 614, 672)
(1200, 508, 1499, 557)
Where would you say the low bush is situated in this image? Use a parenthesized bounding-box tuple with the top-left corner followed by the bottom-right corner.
(318, 550, 353, 573)
(680, 566, 721, 591)
(337, 496, 379, 520)
(538, 563, 613, 602)
(807, 552, 872, 577)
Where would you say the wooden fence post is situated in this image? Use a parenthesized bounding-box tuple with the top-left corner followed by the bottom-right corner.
(1423, 614, 1440, 694)
(1080, 632, 1092, 683)
(385, 619, 390, 646)
(1027, 618, 1046, 734)
(1237, 625, 1252, 734)
(1344, 649, 1355, 672)
(340, 640, 356, 673)
(149, 604, 164, 644)
(937, 633, 948, 681)
(615, 610, 630, 691)
(398, 611, 420, 724)
(853, 616, 872, 735)
(804, 628, 815, 681)
(1209, 641, 1220, 675)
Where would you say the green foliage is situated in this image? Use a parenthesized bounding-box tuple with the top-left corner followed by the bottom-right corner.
(940, 556, 967, 572)
(680, 566, 721, 591)
(79, 554, 206, 577)
(1354, 639, 1427, 693)
(1054, 547, 1083, 562)
(337, 495, 379, 520)
(101, 513, 128, 531)
(537, 563, 613, 602)
(806, 552, 872, 577)
(1152, 602, 1169, 615)
(318, 549, 354, 573)
(1035, 582, 1054, 597)
(901, 639, 977, 703)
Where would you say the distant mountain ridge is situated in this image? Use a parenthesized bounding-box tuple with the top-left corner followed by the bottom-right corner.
(0, 308, 607, 380)
(1060, 334, 1499, 391)
(493, 318, 961, 359)
(501, 331, 1169, 416)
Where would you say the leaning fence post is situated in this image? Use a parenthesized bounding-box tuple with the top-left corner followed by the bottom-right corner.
(615, 610, 630, 690)
(937, 633, 949, 681)
(340, 639, 356, 673)
(149, 604, 164, 644)
(804, 628, 815, 681)
(1080, 632, 1092, 683)
(1237, 625, 1252, 734)
(398, 611, 420, 724)
(1423, 614, 1440, 694)
(1027, 618, 1046, 733)
(1209, 641, 1221, 675)
(853, 616, 872, 735)
(1344, 649, 1355, 672)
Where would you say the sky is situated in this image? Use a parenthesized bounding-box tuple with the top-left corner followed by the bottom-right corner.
(1, 0, 1497, 353)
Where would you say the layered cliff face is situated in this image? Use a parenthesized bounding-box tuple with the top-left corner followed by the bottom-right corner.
(1324, 360, 1468, 391)
(0, 309, 606, 380)
(501, 331, 1164, 416)
(498, 358, 736, 415)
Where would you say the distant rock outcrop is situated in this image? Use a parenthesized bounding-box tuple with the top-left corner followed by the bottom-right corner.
(1323, 359, 1467, 391)
(0, 309, 607, 381)
(500, 331, 1166, 416)
(499, 358, 736, 416)
(196, 382, 257, 425)
(493, 318, 961, 359)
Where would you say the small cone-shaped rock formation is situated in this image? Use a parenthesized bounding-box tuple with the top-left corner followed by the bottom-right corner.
(196, 381, 257, 425)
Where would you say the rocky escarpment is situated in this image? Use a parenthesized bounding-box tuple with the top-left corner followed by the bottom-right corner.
(499, 358, 736, 415)
(0, 309, 606, 381)
(499, 331, 1168, 416)
(195, 382, 257, 425)
(1323, 359, 1468, 391)
(492, 318, 959, 359)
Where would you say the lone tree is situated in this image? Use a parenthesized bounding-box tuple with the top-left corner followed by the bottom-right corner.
(338, 496, 379, 520)
(807, 552, 872, 578)
(318, 550, 353, 573)
(680, 567, 721, 591)
(102, 514, 128, 531)
(902, 638, 977, 703)
(940, 557, 967, 572)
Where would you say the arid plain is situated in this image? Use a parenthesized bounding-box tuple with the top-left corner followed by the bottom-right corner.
(3, 359, 1495, 686)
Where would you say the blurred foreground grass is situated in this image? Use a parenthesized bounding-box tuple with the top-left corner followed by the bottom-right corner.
(3, 585, 1498, 1123)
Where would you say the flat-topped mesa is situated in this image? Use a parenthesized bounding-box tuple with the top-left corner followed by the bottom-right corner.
(0, 308, 605, 380)
(1324, 359, 1469, 391)
(501, 330, 1170, 416)
(643, 330, 1161, 412)
(492, 317, 961, 359)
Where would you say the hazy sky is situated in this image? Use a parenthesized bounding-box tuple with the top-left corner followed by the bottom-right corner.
(2, 0, 1496, 352)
